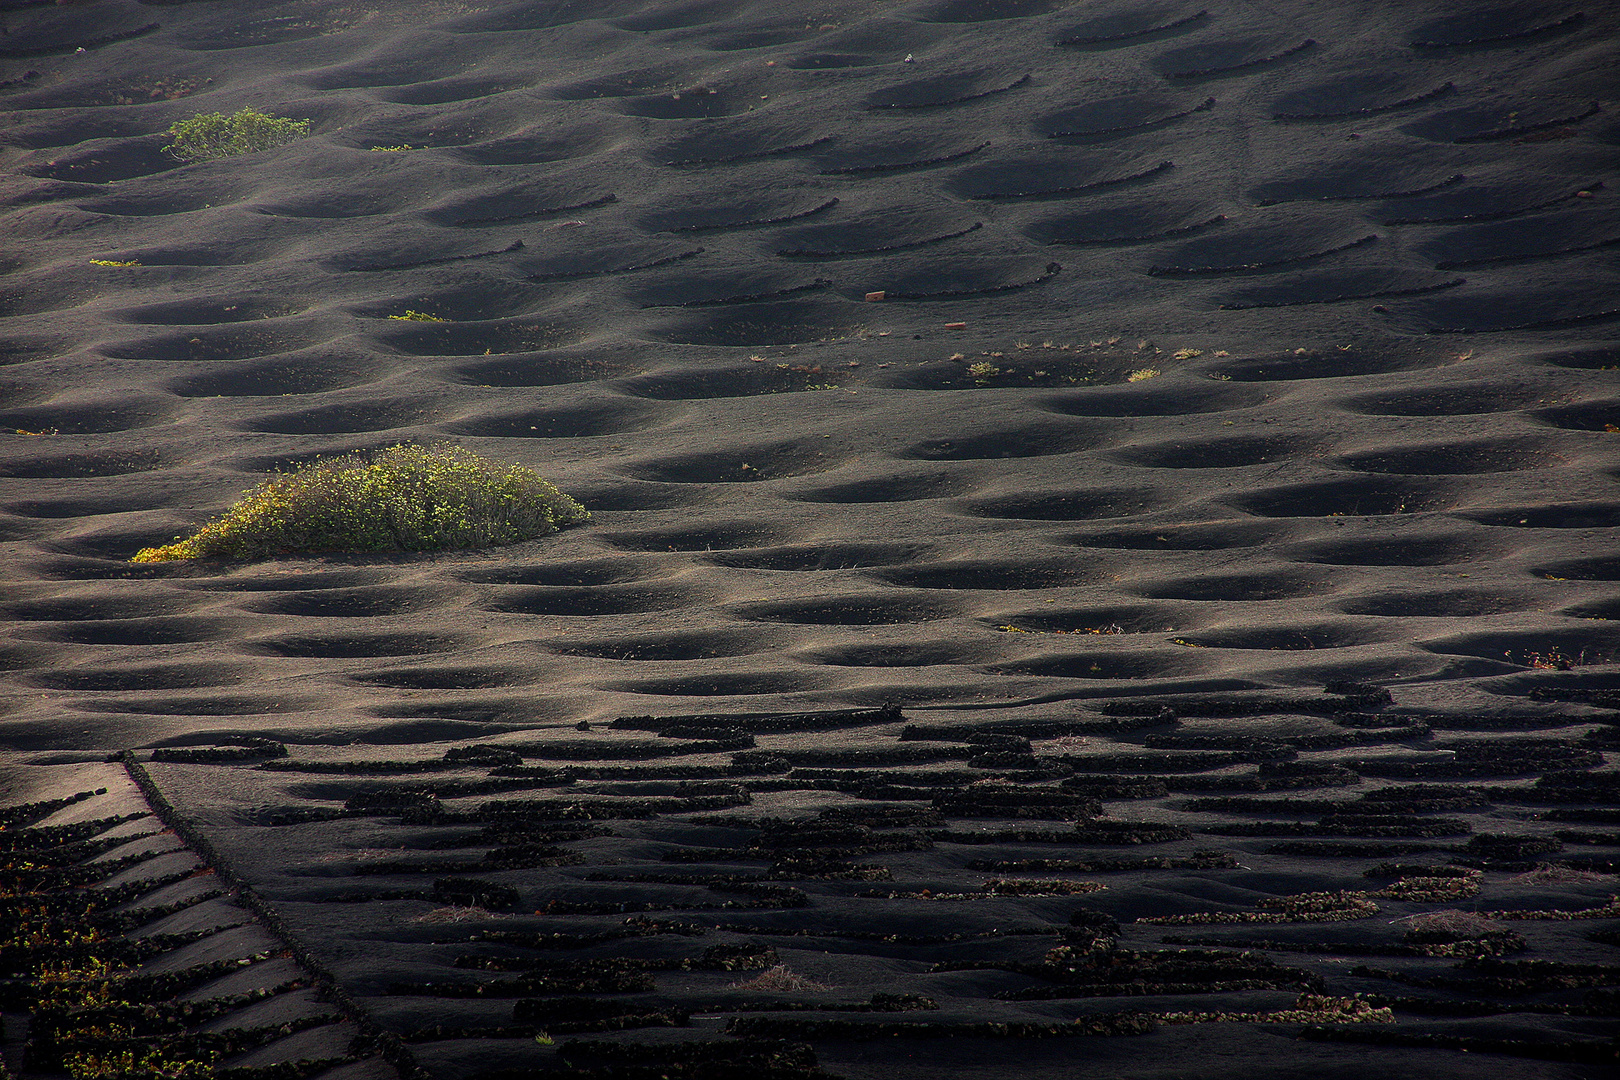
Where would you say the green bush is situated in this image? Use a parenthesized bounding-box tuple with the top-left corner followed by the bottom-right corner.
(162, 107, 310, 162)
(133, 444, 588, 562)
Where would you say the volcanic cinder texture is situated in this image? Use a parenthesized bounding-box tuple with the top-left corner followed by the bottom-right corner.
(1, 2, 1617, 1078)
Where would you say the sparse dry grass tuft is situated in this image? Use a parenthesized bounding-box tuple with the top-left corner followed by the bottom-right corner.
(1510, 864, 1610, 885)
(410, 906, 494, 924)
(730, 964, 832, 993)
(1397, 909, 1498, 937)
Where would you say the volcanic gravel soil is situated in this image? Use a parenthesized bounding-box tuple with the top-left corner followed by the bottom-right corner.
(1, 2, 1618, 1078)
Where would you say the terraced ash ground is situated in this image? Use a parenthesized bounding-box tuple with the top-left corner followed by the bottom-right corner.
(1, 1, 1618, 1078)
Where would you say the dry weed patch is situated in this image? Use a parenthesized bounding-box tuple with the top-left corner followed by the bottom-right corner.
(731, 965, 833, 993)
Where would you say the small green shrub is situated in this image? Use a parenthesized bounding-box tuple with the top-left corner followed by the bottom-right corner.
(162, 107, 310, 162)
(133, 443, 588, 562)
